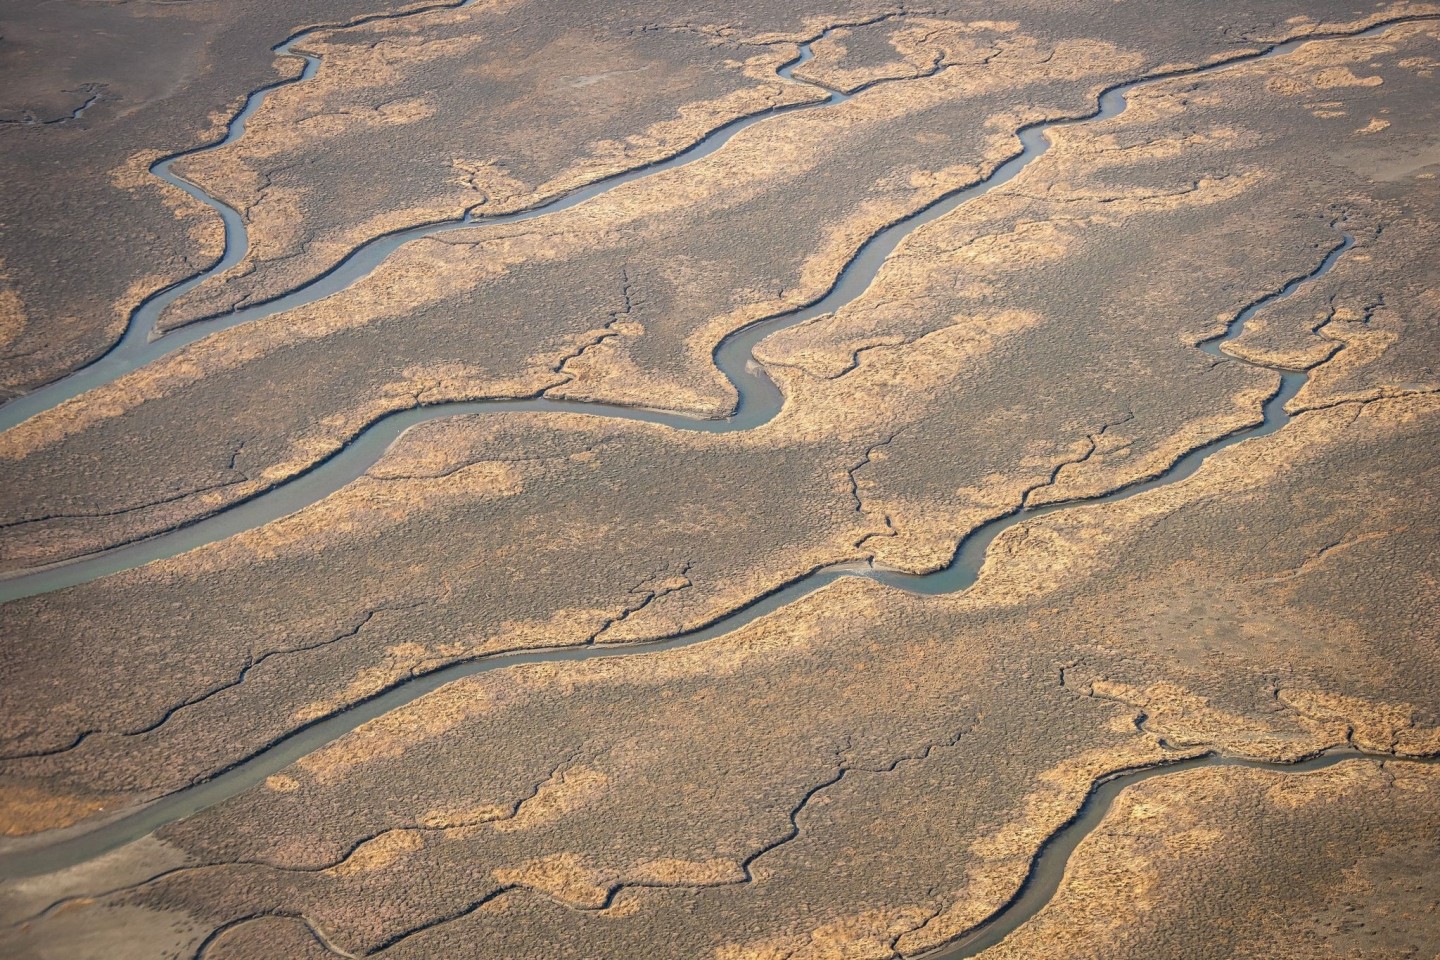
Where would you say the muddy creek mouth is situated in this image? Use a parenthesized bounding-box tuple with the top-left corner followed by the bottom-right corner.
(0, 18, 1437, 960)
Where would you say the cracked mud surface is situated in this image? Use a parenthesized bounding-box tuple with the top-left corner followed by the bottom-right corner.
(2, 1, 1439, 958)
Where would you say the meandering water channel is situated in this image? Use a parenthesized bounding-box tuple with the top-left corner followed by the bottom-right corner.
(0, 18, 1422, 602)
(0, 219, 1355, 880)
(1, 0, 480, 431)
(1, 14, 1435, 957)
(0, 11, 868, 435)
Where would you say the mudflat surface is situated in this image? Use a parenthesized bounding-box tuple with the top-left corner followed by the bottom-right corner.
(0, 0, 439, 398)
(1, 2, 1438, 958)
(979, 762, 1440, 959)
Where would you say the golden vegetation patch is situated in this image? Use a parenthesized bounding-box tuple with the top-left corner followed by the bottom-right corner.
(324, 829, 425, 877)
(492, 852, 610, 908)
(0, 262, 26, 352)
(110, 151, 224, 258)
(630, 857, 740, 886)
(1281, 688, 1440, 755)
(264, 774, 300, 793)
(492, 766, 609, 833)
(296, 678, 504, 785)
(721, 906, 939, 960)
(0, 783, 115, 836)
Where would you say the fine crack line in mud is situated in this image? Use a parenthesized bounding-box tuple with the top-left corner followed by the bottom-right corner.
(8, 752, 586, 931)
(547, 267, 638, 382)
(591, 563, 694, 643)
(0, 84, 107, 127)
(367, 450, 564, 483)
(847, 431, 903, 514)
(241, 158, 314, 225)
(1007, 176, 1234, 206)
(0, 475, 250, 532)
(1245, 527, 1405, 585)
(0, 439, 252, 530)
(0, 601, 431, 763)
(329, 721, 984, 956)
(1057, 668, 1157, 741)
(805, 309, 976, 381)
(847, 433, 900, 551)
(1290, 385, 1440, 415)
(3, 17, 1439, 882)
(1017, 413, 1135, 510)
(226, 438, 248, 474)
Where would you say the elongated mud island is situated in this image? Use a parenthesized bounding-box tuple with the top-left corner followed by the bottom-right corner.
(2, 2, 1439, 958)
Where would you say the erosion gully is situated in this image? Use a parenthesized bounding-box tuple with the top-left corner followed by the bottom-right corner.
(2, 13, 1436, 959)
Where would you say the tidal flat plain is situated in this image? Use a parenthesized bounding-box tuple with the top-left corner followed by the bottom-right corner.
(1, 1, 1439, 957)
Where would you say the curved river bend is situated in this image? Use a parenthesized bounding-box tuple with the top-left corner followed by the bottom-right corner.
(922, 749, 1440, 959)
(0, 12, 1433, 946)
(0, 13, 878, 434)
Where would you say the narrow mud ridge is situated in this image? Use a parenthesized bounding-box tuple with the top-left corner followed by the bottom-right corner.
(0, 201, 1371, 879)
(0, 14, 890, 432)
(5, 16, 1432, 602)
(918, 749, 1440, 959)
